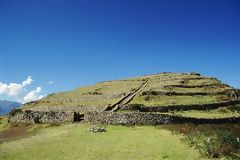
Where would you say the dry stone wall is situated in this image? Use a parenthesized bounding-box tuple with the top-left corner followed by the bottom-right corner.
(121, 100, 240, 112)
(9, 109, 75, 124)
(8, 100, 240, 125)
(141, 90, 232, 96)
(28, 106, 103, 112)
(85, 111, 240, 125)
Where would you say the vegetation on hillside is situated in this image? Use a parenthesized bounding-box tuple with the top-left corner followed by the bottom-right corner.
(1, 72, 240, 159)
(161, 124, 240, 159)
(22, 72, 238, 112)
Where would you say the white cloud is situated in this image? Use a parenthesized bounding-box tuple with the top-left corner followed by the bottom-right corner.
(23, 87, 45, 103)
(22, 76, 33, 86)
(0, 76, 33, 97)
(48, 81, 54, 84)
(0, 76, 47, 104)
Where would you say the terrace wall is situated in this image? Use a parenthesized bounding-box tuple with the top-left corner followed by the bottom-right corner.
(9, 110, 75, 124)
(85, 111, 240, 125)
(121, 100, 240, 112)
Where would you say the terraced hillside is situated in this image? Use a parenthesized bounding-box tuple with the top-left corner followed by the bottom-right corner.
(18, 72, 240, 121)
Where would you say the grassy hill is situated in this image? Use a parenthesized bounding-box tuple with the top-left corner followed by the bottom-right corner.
(22, 72, 240, 118)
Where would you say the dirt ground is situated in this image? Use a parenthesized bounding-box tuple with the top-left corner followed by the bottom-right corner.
(0, 124, 35, 143)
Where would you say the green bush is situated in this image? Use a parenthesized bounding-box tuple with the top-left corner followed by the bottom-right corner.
(144, 95, 151, 101)
(162, 124, 240, 159)
(187, 129, 240, 158)
(217, 107, 231, 114)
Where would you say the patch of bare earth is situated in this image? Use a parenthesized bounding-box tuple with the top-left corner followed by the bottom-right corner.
(0, 124, 36, 143)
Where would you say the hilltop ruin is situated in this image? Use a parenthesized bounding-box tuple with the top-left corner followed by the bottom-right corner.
(9, 72, 240, 125)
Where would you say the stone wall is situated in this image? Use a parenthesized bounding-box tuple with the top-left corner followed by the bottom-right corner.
(121, 100, 240, 112)
(85, 111, 172, 125)
(9, 109, 76, 124)
(27, 106, 103, 112)
(85, 111, 240, 125)
(163, 84, 215, 88)
(8, 100, 240, 125)
(141, 90, 231, 96)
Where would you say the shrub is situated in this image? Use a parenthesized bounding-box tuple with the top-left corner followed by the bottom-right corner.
(144, 95, 151, 101)
(217, 107, 231, 114)
(216, 95, 231, 102)
(192, 130, 240, 158)
(162, 124, 240, 159)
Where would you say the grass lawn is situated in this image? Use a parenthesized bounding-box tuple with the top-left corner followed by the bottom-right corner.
(0, 124, 204, 160)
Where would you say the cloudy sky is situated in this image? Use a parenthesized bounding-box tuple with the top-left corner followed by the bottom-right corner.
(0, 76, 51, 103)
(0, 0, 240, 103)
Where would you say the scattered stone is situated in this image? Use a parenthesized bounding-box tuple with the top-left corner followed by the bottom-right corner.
(88, 126, 106, 133)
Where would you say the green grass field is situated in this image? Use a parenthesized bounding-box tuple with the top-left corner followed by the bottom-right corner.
(0, 124, 204, 160)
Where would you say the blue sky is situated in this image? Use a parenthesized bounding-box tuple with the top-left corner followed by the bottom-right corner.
(0, 0, 240, 102)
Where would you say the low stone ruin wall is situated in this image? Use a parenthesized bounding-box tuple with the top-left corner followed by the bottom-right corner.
(85, 112, 171, 125)
(8, 103, 240, 125)
(121, 100, 240, 112)
(141, 90, 231, 96)
(85, 111, 240, 125)
(163, 84, 215, 88)
(9, 109, 75, 124)
(28, 106, 103, 112)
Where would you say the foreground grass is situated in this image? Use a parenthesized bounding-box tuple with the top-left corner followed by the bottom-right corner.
(0, 124, 203, 160)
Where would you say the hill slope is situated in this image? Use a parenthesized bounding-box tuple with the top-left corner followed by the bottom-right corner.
(23, 72, 239, 115)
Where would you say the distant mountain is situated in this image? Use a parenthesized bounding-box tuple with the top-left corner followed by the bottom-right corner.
(0, 100, 22, 115)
